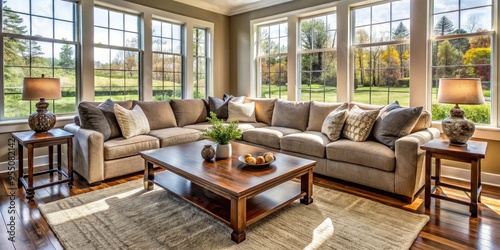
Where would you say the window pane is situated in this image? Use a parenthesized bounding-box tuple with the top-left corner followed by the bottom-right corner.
(433, 13, 459, 36)
(434, 0, 459, 13)
(32, 0, 53, 17)
(152, 20, 161, 36)
(124, 14, 138, 32)
(460, 7, 491, 32)
(109, 30, 124, 47)
(355, 7, 371, 26)
(55, 20, 74, 41)
(392, 0, 410, 20)
(109, 11, 124, 30)
(4, 0, 29, 14)
(54, 43, 76, 69)
(55, 0, 74, 22)
(461, 0, 491, 9)
(371, 3, 390, 24)
(94, 27, 108, 45)
(94, 7, 108, 27)
(124, 32, 138, 48)
(32, 16, 53, 38)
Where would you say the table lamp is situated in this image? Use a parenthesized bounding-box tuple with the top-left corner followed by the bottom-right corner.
(437, 78, 484, 146)
(22, 74, 61, 132)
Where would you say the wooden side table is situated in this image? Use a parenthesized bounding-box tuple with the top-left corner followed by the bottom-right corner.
(421, 139, 487, 217)
(12, 128, 74, 202)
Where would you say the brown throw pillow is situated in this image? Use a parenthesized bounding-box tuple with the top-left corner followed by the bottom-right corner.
(342, 105, 379, 142)
(271, 100, 310, 131)
(78, 102, 111, 140)
(372, 101, 423, 148)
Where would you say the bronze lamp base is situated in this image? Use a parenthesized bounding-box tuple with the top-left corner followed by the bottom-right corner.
(442, 104, 475, 146)
(28, 98, 56, 133)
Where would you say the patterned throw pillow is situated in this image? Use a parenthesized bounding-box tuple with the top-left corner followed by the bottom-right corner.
(321, 103, 349, 141)
(342, 105, 379, 142)
(114, 104, 150, 139)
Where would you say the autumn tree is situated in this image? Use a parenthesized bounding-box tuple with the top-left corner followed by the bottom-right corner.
(392, 22, 409, 78)
(381, 46, 400, 86)
(463, 48, 490, 81)
(354, 29, 369, 87)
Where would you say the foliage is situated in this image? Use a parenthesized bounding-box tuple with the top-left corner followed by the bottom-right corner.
(436, 40, 459, 77)
(202, 112, 242, 144)
(463, 47, 490, 80)
(469, 33, 490, 48)
(432, 103, 490, 124)
(396, 78, 410, 87)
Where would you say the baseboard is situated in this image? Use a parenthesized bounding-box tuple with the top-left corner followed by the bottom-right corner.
(0, 155, 58, 172)
(436, 165, 500, 187)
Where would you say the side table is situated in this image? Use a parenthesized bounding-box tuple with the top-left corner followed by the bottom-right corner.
(420, 139, 487, 217)
(12, 128, 74, 202)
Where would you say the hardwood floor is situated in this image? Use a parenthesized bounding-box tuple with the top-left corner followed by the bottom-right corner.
(1, 167, 499, 249)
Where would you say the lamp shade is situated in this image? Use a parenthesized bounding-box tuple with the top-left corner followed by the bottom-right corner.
(437, 78, 485, 105)
(22, 77, 61, 100)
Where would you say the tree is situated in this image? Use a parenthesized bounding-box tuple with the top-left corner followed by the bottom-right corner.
(354, 29, 369, 88)
(465, 15, 480, 33)
(463, 47, 490, 81)
(58, 44, 74, 68)
(392, 22, 410, 79)
(380, 46, 400, 86)
(437, 40, 459, 77)
(434, 16, 455, 36)
(2, 1, 28, 67)
(469, 30, 491, 48)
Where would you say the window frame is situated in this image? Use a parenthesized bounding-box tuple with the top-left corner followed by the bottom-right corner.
(0, 0, 80, 120)
(193, 26, 208, 99)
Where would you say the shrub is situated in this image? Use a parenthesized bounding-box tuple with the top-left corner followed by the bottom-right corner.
(396, 78, 410, 87)
(432, 103, 490, 124)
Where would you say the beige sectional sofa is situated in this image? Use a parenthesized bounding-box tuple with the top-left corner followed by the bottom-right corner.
(64, 98, 440, 202)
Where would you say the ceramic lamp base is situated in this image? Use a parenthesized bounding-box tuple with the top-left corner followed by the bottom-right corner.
(28, 98, 56, 133)
(442, 104, 475, 147)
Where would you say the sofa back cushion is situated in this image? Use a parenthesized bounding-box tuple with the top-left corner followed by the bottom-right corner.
(307, 101, 345, 131)
(170, 99, 208, 127)
(245, 98, 276, 125)
(271, 100, 310, 131)
(133, 101, 177, 130)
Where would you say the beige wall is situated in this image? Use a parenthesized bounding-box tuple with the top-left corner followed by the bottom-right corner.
(125, 0, 230, 98)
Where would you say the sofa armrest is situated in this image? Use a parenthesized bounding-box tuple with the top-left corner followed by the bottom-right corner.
(394, 128, 440, 199)
(64, 123, 105, 184)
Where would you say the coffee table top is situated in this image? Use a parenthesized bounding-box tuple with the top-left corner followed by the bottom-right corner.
(140, 140, 316, 197)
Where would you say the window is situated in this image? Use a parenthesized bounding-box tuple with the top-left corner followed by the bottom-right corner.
(93, 7, 139, 101)
(299, 13, 337, 102)
(152, 20, 183, 100)
(352, 0, 411, 106)
(431, 0, 493, 125)
(193, 27, 207, 99)
(257, 22, 288, 99)
(1, 0, 78, 119)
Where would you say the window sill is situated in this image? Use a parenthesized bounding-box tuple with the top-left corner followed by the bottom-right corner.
(0, 116, 75, 134)
(431, 122, 500, 141)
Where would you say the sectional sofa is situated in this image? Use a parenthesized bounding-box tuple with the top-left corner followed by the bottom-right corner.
(64, 98, 440, 202)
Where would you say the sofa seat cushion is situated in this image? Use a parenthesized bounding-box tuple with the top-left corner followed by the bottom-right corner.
(184, 122, 268, 132)
(104, 135, 159, 161)
(243, 126, 301, 149)
(281, 131, 331, 158)
(148, 127, 202, 147)
(326, 139, 395, 172)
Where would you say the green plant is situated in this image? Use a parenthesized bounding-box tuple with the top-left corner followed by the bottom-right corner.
(202, 112, 242, 145)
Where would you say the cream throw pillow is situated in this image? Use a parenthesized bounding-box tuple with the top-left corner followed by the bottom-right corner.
(321, 103, 349, 141)
(342, 105, 379, 142)
(227, 101, 257, 122)
(114, 104, 150, 139)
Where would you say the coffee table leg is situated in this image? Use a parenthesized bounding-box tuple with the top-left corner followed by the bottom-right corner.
(144, 161, 154, 190)
(300, 169, 313, 205)
(230, 197, 246, 243)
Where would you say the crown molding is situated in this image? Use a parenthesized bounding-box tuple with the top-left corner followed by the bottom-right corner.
(173, 0, 292, 16)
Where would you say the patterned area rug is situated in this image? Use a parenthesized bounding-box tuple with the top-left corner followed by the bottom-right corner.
(39, 180, 428, 249)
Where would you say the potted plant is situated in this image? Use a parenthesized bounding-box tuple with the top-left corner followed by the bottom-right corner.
(202, 111, 242, 159)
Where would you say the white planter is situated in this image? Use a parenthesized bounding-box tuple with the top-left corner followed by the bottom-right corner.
(216, 143, 232, 159)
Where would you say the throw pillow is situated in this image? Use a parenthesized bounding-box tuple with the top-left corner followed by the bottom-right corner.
(271, 100, 311, 131)
(170, 99, 208, 127)
(98, 99, 122, 139)
(321, 103, 349, 141)
(114, 104, 150, 139)
(372, 102, 423, 148)
(209, 96, 232, 119)
(342, 105, 379, 142)
(78, 102, 111, 140)
(133, 101, 177, 130)
(227, 102, 257, 123)
(244, 98, 276, 125)
(307, 101, 346, 131)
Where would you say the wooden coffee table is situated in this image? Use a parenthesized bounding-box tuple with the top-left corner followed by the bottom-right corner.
(140, 140, 316, 243)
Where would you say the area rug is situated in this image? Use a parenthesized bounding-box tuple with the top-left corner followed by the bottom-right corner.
(39, 180, 428, 250)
